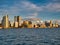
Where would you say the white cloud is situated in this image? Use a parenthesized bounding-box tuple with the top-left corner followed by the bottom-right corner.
(0, 1, 60, 21)
(25, 13, 38, 18)
(0, 1, 43, 20)
(15, 1, 43, 18)
(21, 1, 43, 11)
(53, 0, 60, 2)
(44, 3, 60, 12)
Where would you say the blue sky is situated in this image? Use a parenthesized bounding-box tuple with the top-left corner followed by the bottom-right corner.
(0, 0, 60, 22)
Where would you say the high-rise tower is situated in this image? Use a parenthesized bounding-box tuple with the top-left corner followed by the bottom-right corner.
(2, 15, 10, 28)
(14, 16, 22, 27)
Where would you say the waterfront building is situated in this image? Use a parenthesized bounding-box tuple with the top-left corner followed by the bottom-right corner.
(53, 24, 56, 28)
(14, 16, 22, 27)
(50, 20, 53, 28)
(55, 23, 58, 28)
(28, 24, 33, 28)
(10, 22, 14, 28)
(23, 20, 29, 25)
(0, 23, 2, 29)
(21, 20, 33, 28)
(40, 23, 46, 28)
(53, 22, 58, 28)
(14, 21, 18, 28)
(37, 24, 40, 28)
(2, 15, 10, 28)
(17, 16, 22, 26)
(58, 25, 60, 27)
(45, 20, 53, 28)
(33, 24, 38, 28)
(22, 20, 29, 28)
(45, 21, 50, 27)
(28, 21, 33, 28)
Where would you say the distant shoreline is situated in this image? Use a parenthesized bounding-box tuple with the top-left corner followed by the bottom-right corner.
(0, 27, 60, 30)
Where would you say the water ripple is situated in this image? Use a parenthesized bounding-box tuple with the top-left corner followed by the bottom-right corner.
(0, 28, 60, 45)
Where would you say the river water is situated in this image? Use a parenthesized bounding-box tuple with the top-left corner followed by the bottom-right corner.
(0, 28, 60, 45)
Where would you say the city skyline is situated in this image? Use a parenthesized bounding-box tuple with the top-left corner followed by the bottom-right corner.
(0, 15, 60, 29)
(0, 0, 60, 21)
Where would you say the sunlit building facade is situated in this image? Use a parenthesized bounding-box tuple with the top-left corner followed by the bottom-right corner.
(14, 16, 22, 27)
(2, 15, 10, 28)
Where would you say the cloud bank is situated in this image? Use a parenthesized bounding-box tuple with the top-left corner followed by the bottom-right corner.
(0, 0, 60, 21)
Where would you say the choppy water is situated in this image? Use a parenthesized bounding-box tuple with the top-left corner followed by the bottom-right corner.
(0, 28, 60, 45)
